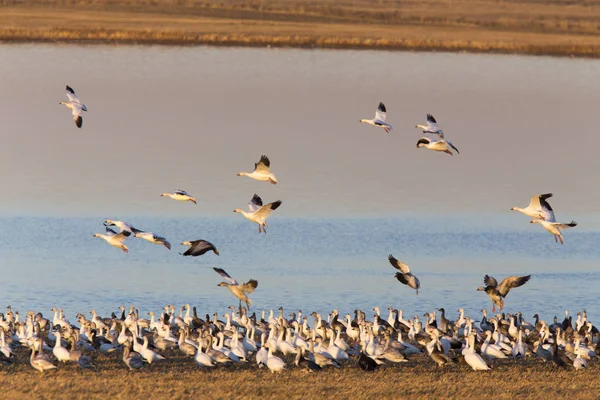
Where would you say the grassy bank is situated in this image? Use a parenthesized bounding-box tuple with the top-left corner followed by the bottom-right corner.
(1, 350, 598, 399)
(0, 0, 599, 57)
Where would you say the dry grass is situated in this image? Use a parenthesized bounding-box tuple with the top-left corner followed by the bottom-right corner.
(0, 0, 599, 57)
(2, 348, 599, 399)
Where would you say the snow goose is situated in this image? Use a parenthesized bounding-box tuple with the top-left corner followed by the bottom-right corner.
(530, 218, 577, 245)
(103, 220, 139, 236)
(133, 231, 171, 250)
(477, 274, 531, 312)
(295, 349, 322, 372)
(194, 339, 216, 368)
(360, 102, 392, 133)
(416, 114, 444, 138)
(180, 239, 219, 257)
(264, 343, 286, 373)
(388, 255, 420, 294)
(30, 339, 57, 372)
(59, 85, 87, 128)
(233, 194, 282, 233)
(237, 155, 278, 184)
(511, 193, 554, 220)
(160, 189, 197, 204)
(52, 330, 71, 363)
(462, 333, 490, 371)
(93, 227, 129, 253)
(140, 336, 166, 364)
(416, 137, 459, 155)
(123, 345, 144, 370)
(213, 267, 258, 309)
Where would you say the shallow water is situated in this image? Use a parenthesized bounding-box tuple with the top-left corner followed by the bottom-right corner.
(0, 45, 599, 325)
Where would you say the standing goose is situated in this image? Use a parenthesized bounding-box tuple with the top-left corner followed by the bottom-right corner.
(213, 267, 258, 309)
(93, 227, 129, 253)
(160, 189, 197, 204)
(180, 240, 219, 257)
(30, 339, 57, 372)
(416, 137, 459, 156)
(133, 231, 171, 250)
(360, 102, 392, 133)
(233, 194, 282, 233)
(477, 274, 531, 312)
(511, 193, 554, 220)
(237, 155, 278, 184)
(388, 255, 421, 295)
(415, 114, 444, 138)
(59, 85, 87, 128)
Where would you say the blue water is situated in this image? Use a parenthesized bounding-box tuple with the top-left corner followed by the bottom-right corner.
(1, 216, 597, 324)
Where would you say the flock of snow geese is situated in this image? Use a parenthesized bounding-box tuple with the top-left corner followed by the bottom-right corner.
(3, 88, 585, 374)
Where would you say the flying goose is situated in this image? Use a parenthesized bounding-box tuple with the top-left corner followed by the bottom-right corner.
(59, 85, 87, 128)
(388, 255, 421, 295)
(233, 194, 282, 233)
(160, 189, 197, 204)
(416, 137, 459, 155)
(103, 220, 140, 236)
(360, 102, 392, 133)
(477, 274, 531, 312)
(93, 227, 129, 253)
(237, 155, 278, 184)
(415, 114, 444, 138)
(133, 231, 171, 250)
(511, 193, 554, 220)
(213, 267, 258, 309)
(530, 217, 577, 245)
(180, 240, 219, 257)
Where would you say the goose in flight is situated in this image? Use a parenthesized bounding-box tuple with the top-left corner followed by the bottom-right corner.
(181, 240, 219, 257)
(133, 231, 171, 250)
(530, 219, 577, 245)
(59, 85, 87, 128)
(160, 189, 197, 204)
(213, 267, 258, 309)
(103, 220, 140, 236)
(237, 155, 278, 184)
(360, 102, 392, 133)
(477, 274, 531, 312)
(511, 193, 554, 220)
(415, 114, 444, 138)
(416, 137, 459, 155)
(93, 227, 129, 253)
(234, 194, 282, 233)
(388, 255, 420, 295)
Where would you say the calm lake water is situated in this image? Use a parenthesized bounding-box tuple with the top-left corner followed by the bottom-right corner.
(1, 45, 599, 325)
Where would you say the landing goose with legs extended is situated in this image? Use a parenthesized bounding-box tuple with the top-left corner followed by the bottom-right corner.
(233, 194, 282, 233)
(360, 102, 392, 133)
(213, 267, 258, 309)
(530, 213, 577, 245)
(388, 255, 421, 295)
(160, 189, 197, 204)
(415, 114, 444, 138)
(416, 137, 459, 156)
(237, 155, 278, 184)
(59, 85, 87, 128)
(477, 274, 531, 312)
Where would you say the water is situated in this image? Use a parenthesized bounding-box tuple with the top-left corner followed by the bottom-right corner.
(0, 45, 599, 325)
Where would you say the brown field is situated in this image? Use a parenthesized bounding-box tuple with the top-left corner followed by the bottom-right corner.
(1, 349, 599, 399)
(0, 0, 600, 57)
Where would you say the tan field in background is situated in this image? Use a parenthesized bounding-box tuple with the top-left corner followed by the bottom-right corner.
(1, 351, 599, 399)
(0, 0, 599, 56)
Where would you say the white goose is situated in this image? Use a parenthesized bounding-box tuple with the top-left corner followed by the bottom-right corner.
(59, 85, 87, 128)
(237, 155, 278, 184)
(360, 102, 392, 133)
(265, 344, 286, 373)
(511, 193, 553, 220)
(233, 194, 282, 233)
(530, 218, 577, 245)
(52, 331, 71, 363)
(462, 333, 490, 371)
(133, 231, 171, 250)
(160, 189, 197, 204)
(93, 227, 129, 253)
(416, 137, 459, 156)
(103, 220, 139, 236)
(415, 114, 444, 138)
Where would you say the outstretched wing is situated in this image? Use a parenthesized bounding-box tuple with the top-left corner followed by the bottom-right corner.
(184, 240, 216, 256)
(249, 194, 263, 213)
(254, 200, 282, 219)
(416, 137, 431, 147)
(254, 155, 271, 173)
(213, 267, 238, 285)
(388, 254, 410, 274)
(105, 227, 117, 237)
(175, 189, 189, 196)
(446, 140, 459, 154)
(65, 85, 82, 104)
(483, 275, 498, 289)
(553, 221, 577, 229)
(375, 102, 387, 122)
(427, 114, 437, 124)
(242, 279, 258, 293)
(537, 194, 555, 222)
(497, 275, 531, 297)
